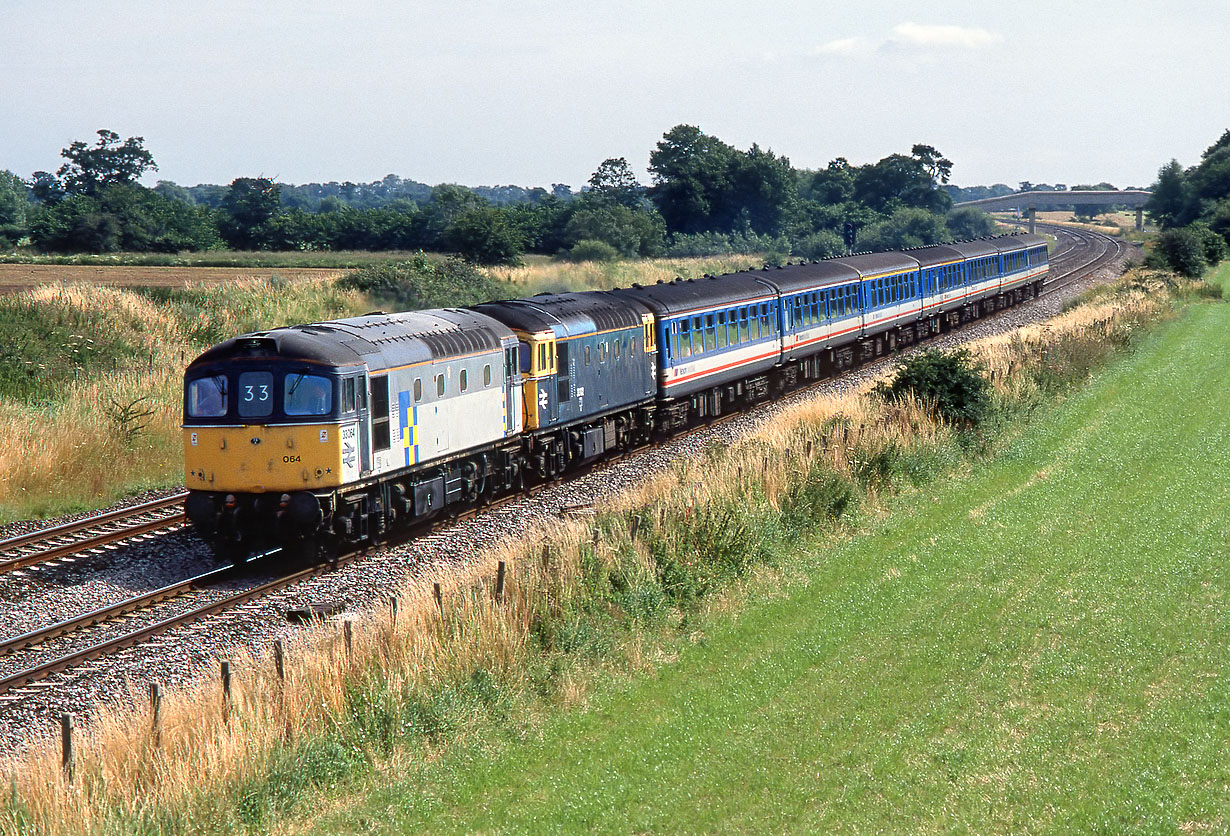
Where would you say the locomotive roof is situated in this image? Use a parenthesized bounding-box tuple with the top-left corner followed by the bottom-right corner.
(186, 309, 513, 374)
(608, 272, 777, 317)
(472, 291, 648, 338)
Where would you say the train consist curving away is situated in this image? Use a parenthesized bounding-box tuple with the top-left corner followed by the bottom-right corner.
(182, 233, 1048, 556)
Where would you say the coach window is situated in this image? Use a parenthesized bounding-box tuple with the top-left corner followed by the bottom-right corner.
(738, 308, 749, 342)
(370, 376, 391, 451)
(413, 378, 422, 403)
(436, 374, 445, 397)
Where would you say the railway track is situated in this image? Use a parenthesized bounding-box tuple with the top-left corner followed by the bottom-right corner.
(1023, 222, 1129, 294)
(0, 226, 1131, 712)
(0, 492, 188, 576)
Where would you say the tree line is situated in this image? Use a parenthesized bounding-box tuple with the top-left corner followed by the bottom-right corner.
(1144, 130, 1230, 277)
(0, 127, 1004, 264)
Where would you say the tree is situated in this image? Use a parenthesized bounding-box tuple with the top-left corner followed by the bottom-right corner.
(854, 154, 951, 214)
(1146, 160, 1190, 228)
(54, 130, 157, 197)
(587, 157, 643, 208)
(946, 206, 996, 239)
(0, 170, 29, 230)
(910, 144, 953, 185)
(444, 206, 523, 265)
(562, 203, 665, 257)
(220, 177, 281, 249)
(857, 207, 949, 251)
(648, 124, 738, 234)
(802, 158, 856, 204)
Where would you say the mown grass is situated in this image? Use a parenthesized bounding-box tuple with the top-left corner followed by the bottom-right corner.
(2, 265, 1212, 835)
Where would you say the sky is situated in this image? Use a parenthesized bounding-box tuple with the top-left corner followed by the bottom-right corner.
(3, 0, 1227, 192)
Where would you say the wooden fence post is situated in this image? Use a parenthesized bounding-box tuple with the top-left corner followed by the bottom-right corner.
(60, 713, 73, 784)
(495, 561, 506, 602)
(274, 639, 285, 684)
(389, 596, 399, 627)
(343, 619, 353, 659)
(629, 514, 641, 542)
(220, 660, 232, 722)
(150, 682, 162, 749)
(433, 582, 443, 616)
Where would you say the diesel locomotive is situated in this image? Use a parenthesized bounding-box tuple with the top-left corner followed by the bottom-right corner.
(183, 233, 1047, 555)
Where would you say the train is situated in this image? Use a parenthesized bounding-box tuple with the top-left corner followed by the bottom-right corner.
(182, 233, 1048, 556)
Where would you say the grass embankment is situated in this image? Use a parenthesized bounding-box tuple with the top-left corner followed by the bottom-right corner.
(4, 266, 1217, 834)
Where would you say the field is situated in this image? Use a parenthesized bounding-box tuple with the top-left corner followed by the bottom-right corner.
(0, 263, 347, 295)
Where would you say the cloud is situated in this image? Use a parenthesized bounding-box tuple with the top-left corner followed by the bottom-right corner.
(815, 37, 867, 56)
(889, 21, 1002, 49)
(816, 22, 1002, 58)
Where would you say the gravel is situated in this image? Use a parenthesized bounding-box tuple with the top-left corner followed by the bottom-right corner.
(0, 239, 1139, 756)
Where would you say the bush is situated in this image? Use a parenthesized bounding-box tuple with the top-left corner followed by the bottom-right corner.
(1149, 228, 1208, 277)
(563, 239, 620, 262)
(792, 230, 844, 260)
(875, 348, 991, 426)
(337, 253, 509, 310)
(1189, 222, 1228, 264)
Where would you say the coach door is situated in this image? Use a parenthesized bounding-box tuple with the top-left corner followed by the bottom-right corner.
(503, 345, 520, 436)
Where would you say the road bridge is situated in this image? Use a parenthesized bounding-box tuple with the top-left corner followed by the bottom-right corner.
(954, 190, 1151, 232)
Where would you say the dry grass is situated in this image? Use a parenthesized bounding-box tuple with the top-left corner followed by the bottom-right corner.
(0, 270, 1179, 835)
(489, 254, 766, 294)
(0, 264, 346, 296)
(0, 278, 367, 519)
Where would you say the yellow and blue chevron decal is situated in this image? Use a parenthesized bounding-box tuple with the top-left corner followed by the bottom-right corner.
(397, 390, 419, 466)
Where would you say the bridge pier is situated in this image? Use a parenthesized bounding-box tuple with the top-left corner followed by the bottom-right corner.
(1136, 207, 1143, 231)
(1027, 206, 1036, 235)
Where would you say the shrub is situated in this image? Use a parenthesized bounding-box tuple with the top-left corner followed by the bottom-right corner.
(337, 253, 509, 310)
(564, 239, 620, 263)
(792, 230, 844, 260)
(875, 348, 991, 426)
(1149, 228, 1208, 277)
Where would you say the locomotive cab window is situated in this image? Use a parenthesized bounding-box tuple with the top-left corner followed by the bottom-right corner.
(284, 373, 331, 416)
(413, 378, 422, 403)
(187, 375, 228, 418)
(436, 374, 445, 397)
(238, 371, 274, 418)
(483, 364, 492, 387)
(459, 369, 468, 393)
